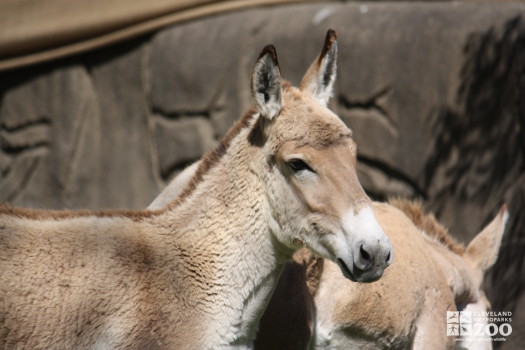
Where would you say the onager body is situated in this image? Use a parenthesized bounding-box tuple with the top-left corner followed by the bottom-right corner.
(310, 200, 507, 350)
(0, 31, 392, 349)
(153, 169, 507, 349)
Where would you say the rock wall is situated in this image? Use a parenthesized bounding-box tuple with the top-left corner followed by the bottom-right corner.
(0, 2, 524, 348)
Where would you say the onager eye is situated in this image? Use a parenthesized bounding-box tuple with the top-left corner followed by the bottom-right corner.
(287, 159, 314, 173)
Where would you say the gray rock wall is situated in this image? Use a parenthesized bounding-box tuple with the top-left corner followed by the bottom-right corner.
(1, 2, 524, 348)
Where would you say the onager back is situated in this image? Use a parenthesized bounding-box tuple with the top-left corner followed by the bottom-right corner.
(0, 31, 392, 349)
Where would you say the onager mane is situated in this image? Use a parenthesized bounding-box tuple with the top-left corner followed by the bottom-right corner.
(389, 198, 465, 254)
(167, 107, 257, 209)
(0, 203, 159, 221)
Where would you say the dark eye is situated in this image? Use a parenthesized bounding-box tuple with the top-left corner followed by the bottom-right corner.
(287, 159, 314, 173)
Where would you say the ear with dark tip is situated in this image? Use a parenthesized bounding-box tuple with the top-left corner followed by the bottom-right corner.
(465, 204, 509, 273)
(300, 29, 338, 106)
(251, 45, 283, 120)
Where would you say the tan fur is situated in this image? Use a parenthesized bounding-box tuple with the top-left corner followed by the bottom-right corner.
(168, 108, 257, 209)
(389, 197, 465, 255)
(147, 120, 507, 349)
(319, 202, 457, 349)
(292, 248, 324, 297)
(0, 31, 392, 350)
(270, 88, 352, 151)
(255, 201, 507, 350)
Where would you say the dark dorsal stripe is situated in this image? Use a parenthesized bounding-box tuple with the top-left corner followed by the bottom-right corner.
(166, 108, 257, 209)
(389, 198, 465, 255)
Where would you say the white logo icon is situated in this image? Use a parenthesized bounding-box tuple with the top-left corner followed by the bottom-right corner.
(447, 311, 459, 324)
(460, 323, 472, 335)
(447, 323, 460, 336)
(460, 311, 472, 324)
(446, 310, 512, 340)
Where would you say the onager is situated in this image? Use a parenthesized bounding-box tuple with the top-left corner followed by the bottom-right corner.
(0, 31, 392, 349)
(310, 200, 507, 350)
(152, 170, 507, 349)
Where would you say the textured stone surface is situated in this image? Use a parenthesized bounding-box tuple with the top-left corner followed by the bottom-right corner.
(86, 42, 160, 209)
(0, 66, 100, 209)
(0, 2, 524, 347)
(153, 115, 217, 179)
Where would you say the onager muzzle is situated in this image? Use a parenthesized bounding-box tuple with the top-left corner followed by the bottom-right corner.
(338, 205, 393, 282)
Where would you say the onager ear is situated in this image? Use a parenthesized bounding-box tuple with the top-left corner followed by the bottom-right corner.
(465, 204, 509, 273)
(251, 45, 283, 120)
(300, 29, 337, 106)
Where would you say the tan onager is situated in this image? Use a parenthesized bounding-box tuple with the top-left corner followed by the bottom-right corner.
(0, 31, 392, 349)
(153, 167, 507, 350)
(309, 200, 507, 350)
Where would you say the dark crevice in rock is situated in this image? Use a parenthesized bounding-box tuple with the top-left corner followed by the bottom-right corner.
(0, 116, 51, 132)
(337, 86, 397, 129)
(0, 142, 50, 156)
(151, 106, 212, 120)
(358, 154, 427, 199)
(0, 117, 51, 156)
(160, 158, 199, 181)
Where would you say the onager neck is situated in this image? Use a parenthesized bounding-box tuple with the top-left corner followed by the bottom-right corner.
(156, 112, 291, 347)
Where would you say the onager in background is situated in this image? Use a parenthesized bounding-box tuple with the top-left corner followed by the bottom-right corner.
(308, 200, 507, 350)
(0, 31, 392, 349)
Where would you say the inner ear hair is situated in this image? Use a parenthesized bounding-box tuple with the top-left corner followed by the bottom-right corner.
(251, 45, 283, 120)
(299, 29, 338, 106)
(317, 29, 337, 95)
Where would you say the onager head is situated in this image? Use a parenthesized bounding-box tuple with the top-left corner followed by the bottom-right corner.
(386, 200, 509, 349)
(403, 202, 509, 315)
(251, 30, 392, 282)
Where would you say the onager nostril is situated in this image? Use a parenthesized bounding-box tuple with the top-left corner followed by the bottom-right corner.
(385, 251, 391, 263)
(360, 245, 371, 264)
